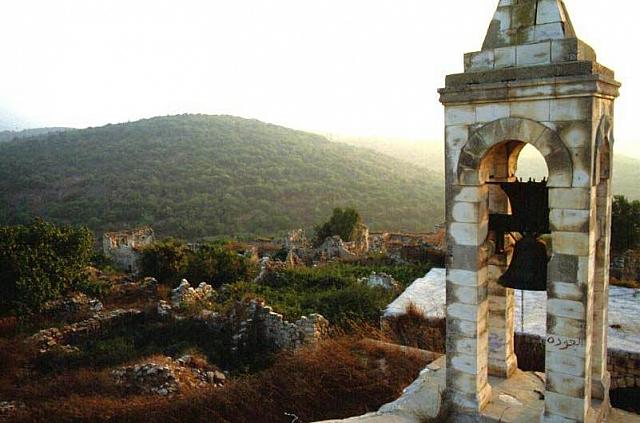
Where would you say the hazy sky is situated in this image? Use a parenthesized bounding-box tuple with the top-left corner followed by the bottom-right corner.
(1, 0, 638, 157)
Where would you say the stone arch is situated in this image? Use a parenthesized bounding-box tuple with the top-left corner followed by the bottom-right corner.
(457, 117, 574, 187)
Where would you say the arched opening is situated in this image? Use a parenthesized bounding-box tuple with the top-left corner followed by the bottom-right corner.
(448, 118, 579, 413)
(515, 144, 549, 181)
(475, 138, 552, 378)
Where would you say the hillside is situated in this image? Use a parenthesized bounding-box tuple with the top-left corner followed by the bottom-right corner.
(338, 136, 444, 174)
(341, 137, 640, 200)
(0, 115, 444, 239)
(0, 127, 71, 143)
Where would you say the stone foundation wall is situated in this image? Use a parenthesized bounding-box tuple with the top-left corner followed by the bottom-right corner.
(28, 308, 144, 353)
(514, 332, 640, 390)
(396, 317, 640, 391)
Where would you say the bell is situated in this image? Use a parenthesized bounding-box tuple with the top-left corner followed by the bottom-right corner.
(498, 233, 549, 291)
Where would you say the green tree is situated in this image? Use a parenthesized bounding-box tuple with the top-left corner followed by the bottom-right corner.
(315, 208, 363, 244)
(0, 219, 94, 315)
(140, 238, 191, 286)
(140, 239, 255, 288)
(611, 195, 640, 253)
(187, 242, 254, 288)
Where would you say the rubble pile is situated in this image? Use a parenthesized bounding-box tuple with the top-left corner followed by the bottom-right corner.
(112, 355, 226, 396)
(171, 279, 215, 308)
(41, 292, 103, 316)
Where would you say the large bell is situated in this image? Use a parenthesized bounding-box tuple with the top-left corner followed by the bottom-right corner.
(498, 233, 548, 291)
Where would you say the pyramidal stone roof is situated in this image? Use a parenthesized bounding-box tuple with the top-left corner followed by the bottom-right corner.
(483, 0, 575, 49)
(463, 0, 596, 73)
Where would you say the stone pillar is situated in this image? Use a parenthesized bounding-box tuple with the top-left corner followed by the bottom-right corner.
(487, 169, 517, 379)
(544, 188, 595, 422)
(487, 253, 517, 378)
(446, 184, 492, 412)
(591, 178, 612, 401)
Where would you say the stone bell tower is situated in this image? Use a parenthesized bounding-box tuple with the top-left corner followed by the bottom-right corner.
(438, 0, 620, 421)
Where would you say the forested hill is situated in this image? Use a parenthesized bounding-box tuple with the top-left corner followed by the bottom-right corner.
(0, 127, 71, 143)
(0, 115, 444, 239)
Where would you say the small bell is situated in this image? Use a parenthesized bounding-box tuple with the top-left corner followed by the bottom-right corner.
(498, 233, 548, 291)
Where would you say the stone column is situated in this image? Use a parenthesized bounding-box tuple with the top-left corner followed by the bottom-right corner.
(544, 188, 595, 422)
(487, 253, 517, 378)
(591, 179, 612, 401)
(446, 184, 492, 412)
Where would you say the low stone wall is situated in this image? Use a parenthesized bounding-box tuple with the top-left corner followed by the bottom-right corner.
(386, 316, 640, 391)
(514, 332, 640, 390)
(28, 308, 143, 353)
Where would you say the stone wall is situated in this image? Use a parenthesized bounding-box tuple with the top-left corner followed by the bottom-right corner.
(232, 300, 329, 353)
(514, 332, 640, 390)
(387, 316, 640, 392)
(28, 308, 143, 353)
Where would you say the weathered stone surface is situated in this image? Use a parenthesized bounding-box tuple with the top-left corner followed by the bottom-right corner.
(358, 272, 399, 291)
(171, 279, 214, 308)
(439, 0, 619, 419)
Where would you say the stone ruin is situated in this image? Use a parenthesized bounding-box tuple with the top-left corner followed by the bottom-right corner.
(230, 299, 329, 353)
(28, 308, 143, 354)
(171, 279, 215, 308)
(282, 228, 364, 262)
(102, 226, 155, 274)
(157, 280, 329, 354)
(315, 235, 358, 261)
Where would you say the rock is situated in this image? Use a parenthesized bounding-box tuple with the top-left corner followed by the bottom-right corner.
(157, 300, 173, 318)
(358, 272, 400, 291)
(112, 356, 224, 396)
(213, 370, 226, 383)
(89, 299, 104, 312)
(315, 236, 356, 261)
(171, 279, 214, 308)
(142, 277, 158, 287)
(0, 401, 25, 418)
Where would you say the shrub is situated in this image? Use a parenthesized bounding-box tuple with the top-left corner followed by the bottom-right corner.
(141, 239, 255, 287)
(140, 238, 191, 285)
(0, 219, 94, 315)
(186, 243, 255, 288)
(612, 195, 640, 253)
(315, 207, 362, 244)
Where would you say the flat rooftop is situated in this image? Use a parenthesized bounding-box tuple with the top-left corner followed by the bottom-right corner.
(385, 268, 640, 353)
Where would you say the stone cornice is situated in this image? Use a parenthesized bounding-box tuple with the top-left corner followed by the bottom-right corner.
(439, 63, 620, 105)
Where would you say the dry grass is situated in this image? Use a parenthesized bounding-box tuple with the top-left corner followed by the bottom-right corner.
(383, 303, 446, 353)
(9, 335, 428, 423)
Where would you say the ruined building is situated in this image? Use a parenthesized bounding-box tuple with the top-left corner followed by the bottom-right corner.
(103, 227, 155, 274)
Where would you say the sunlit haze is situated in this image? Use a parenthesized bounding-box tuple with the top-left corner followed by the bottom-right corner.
(1, 0, 638, 157)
